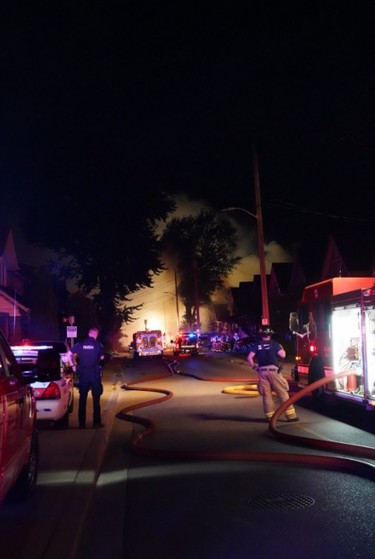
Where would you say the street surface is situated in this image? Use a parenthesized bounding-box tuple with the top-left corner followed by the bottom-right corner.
(1, 351, 375, 559)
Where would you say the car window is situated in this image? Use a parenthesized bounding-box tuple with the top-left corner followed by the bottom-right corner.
(0, 345, 7, 378)
(31, 341, 68, 353)
(0, 334, 20, 378)
(36, 349, 62, 381)
(45, 342, 69, 353)
(183, 335, 196, 342)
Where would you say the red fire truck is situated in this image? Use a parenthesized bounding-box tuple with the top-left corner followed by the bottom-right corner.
(290, 277, 375, 409)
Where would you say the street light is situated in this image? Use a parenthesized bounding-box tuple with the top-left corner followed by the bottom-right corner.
(222, 148, 270, 325)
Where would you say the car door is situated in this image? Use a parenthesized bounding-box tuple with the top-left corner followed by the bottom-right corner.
(0, 337, 29, 499)
(0, 354, 6, 497)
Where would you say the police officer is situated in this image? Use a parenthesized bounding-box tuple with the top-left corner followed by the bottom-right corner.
(247, 325, 299, 422)
(71, 327, 105, 429)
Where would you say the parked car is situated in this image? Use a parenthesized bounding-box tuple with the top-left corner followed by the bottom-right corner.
(11, 340, 75, 429)
(0, 329, 39, 503)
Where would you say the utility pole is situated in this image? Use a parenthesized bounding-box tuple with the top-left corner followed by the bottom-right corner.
(193, 259, 201, 333)
(174, 270, 180, 331)
(253, 145, 270, 325)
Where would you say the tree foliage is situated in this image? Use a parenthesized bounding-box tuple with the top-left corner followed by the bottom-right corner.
(161, 210, 241, 326)
(21, 170, 176, 339)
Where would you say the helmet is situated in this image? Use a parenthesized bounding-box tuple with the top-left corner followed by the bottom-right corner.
(259, 326, 274, 336)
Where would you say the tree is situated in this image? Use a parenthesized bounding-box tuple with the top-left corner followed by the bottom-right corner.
(24, 265, 61, 340)
(161, 210, 241, 327)
(64, 291, 98, 342)
(21, 169, 176, 344)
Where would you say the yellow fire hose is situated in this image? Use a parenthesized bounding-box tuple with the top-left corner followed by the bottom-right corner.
(118, 368, 375, 480)
(222, 383, 260, 396)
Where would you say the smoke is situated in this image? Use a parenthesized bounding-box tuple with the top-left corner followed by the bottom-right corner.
(225, 240, 293, 287)
(119, 194, 294, 348)
(160, 194, 293, 287)
(156, 194, 293, 296)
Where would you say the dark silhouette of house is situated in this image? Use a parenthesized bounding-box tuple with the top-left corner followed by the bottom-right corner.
(226, 232, 374, 341)
(268, 261, 306, 328)
(321, 232, 375, 279)
(0, 228, 30, 341)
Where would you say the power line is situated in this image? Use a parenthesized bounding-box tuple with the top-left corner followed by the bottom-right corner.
(265, 199, 373, 223)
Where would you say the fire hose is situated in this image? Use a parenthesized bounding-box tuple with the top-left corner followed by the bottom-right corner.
(117, 368, 375, 480)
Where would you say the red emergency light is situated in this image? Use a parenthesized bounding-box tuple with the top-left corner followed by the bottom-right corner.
(309, 343, 317, 354)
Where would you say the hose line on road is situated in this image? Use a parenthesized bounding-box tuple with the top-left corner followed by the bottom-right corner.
(222, 383, 260, 396)
(117, 367, 375, 481)
(269, 369, 375, 460)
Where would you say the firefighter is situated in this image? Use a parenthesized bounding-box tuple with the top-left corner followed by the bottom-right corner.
(247, 326, 299, 422)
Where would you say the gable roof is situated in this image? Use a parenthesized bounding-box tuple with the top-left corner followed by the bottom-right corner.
(321, 231, 374, 279)
(0, 227, 19, 271)
(269, 262, 293, 294)
(294, 224, 374, 283)
(0, 287, 29, 313)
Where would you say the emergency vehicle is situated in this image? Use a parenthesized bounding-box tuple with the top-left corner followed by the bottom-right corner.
(173, 332, 199, 356)
(132, 330, 163, 357)
(290, 277, 375, 409)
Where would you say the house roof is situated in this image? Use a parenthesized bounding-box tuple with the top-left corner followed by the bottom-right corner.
(294, 225, 374, 282)
(321, 231, 375, 279)
(270, 262, 294, 293)
(0, 287, 29, 314)
(0, 226, 9, 253)
(0, 227, 19, 270)
(0, 225, 9, 254)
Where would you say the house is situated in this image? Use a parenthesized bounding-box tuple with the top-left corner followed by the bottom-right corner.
(0, 227, 30, 342)
(226, 231, 374, 342)
(321, 232, 375, 279)
(268, 261, 306, 330)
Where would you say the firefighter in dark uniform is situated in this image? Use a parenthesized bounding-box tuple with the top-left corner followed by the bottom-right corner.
(71, 327, 105, 429)
(247, 325, 299, 422)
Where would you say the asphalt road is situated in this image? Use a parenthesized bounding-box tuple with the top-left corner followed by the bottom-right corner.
(79, 352, 375, 559)
(1, 351, 375, 559)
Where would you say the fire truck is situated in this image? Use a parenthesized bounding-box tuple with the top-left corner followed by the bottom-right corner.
(132, 330, 164, 358)
(290, 277, 375, 410)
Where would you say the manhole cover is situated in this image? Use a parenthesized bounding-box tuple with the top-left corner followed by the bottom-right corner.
(248, 492, 315, 511)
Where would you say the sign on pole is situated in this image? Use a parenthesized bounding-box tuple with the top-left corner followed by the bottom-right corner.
(67, 326, 77, 348)
(67, 326, 77, 339)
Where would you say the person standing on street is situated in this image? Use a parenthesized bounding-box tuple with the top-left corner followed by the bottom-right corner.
(71, 327, 105, 429)
(247, 326, 299, 422)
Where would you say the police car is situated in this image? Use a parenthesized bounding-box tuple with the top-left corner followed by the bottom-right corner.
(11, 340, 75, 429)
(173, 332, 199, 356)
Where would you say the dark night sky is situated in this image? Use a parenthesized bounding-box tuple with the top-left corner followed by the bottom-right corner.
(1, 2, 374, 263)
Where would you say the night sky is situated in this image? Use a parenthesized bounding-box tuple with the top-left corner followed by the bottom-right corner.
(2, 2, 374, 263)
